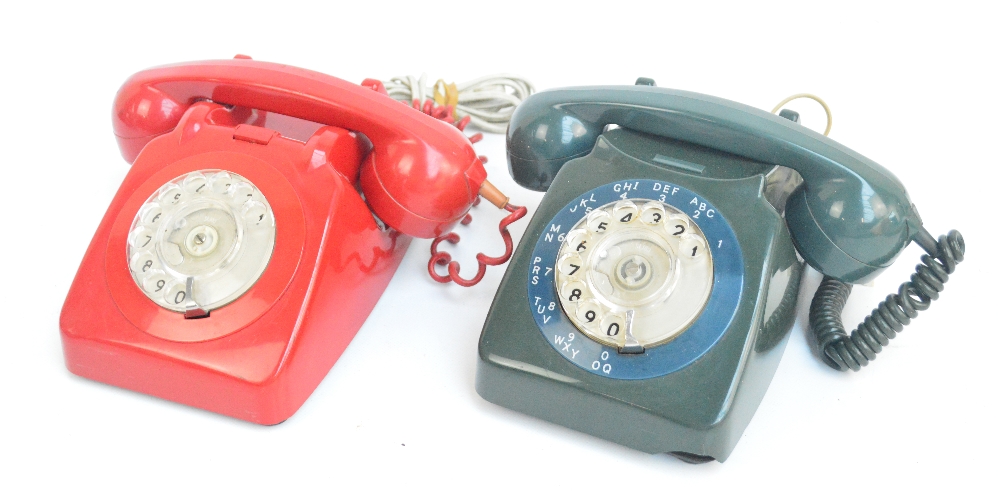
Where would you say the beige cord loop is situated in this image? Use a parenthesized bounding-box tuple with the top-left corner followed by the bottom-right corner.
(772, 93, 833, 136)
(433, 79, 459, 109)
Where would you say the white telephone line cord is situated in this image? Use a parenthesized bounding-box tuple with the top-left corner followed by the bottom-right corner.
(384, 74, 535, 133)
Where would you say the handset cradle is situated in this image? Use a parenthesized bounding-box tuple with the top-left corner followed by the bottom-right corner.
(507, 86, 923, 284)
(115, 58, 487, 239)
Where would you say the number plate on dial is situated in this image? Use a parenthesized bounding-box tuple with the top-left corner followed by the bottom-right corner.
(526, 179, 744, 380)
(126, 169, 276, 314)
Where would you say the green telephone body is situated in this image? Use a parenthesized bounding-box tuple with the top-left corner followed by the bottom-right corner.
(475, 81, 948, 462)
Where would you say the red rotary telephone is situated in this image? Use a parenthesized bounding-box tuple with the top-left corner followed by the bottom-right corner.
(60, 57, 518, 424)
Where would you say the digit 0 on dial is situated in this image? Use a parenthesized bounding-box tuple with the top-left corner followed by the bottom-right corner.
(126, 169, 276, 316)
(555, 199, 713, 351)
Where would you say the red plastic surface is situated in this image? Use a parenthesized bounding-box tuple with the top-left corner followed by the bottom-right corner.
(61, 99, 412, 424)
(113, 58, 485, 238)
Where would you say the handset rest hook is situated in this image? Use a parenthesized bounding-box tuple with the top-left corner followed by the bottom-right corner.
(507, 86, 921, 282)
(113, 58, 485, 239)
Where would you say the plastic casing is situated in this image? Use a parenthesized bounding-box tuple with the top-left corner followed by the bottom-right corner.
(506, 86, 921, 283)
(61, 101, 411, 425)
(477, 129, 802, 461)
(111, 58, 486, 240)
(61, 58, 496, 423)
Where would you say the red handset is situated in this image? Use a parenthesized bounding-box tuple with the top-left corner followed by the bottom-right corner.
(61, 58, 506, 424)
(114, 58, 488, 238)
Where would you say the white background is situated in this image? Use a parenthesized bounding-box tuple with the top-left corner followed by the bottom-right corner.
(2, 1, 997, 488)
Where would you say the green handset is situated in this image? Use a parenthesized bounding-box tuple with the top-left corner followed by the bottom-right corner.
(476, 79, 965, 462)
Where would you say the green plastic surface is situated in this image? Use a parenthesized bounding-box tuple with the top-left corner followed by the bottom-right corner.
(478, 129, 802, 461)
(506, 85, 921, 283)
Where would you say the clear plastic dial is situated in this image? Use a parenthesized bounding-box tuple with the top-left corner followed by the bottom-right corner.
(126, 170, 276, 314)
(554, 199, 713, 350)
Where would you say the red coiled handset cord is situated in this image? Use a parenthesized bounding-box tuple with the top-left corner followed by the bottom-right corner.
(428, 202, 527, 287)
(409, 97, 527, 287)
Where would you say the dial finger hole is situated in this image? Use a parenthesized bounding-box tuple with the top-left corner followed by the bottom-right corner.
(563, 229, 591, 255)
(157, 183, 185, 208)
(560, 280, 587, 303)
(575, 300, 603, 326)
(140, 203, 164, 228)
(229, 181, 254, 206)
(209, 171, 234, 195)
(130, 250, 160, 276)
(601, 312, 626, 341)
(612, 200, 638, 224)
(242, 200, 270, 227)
(679, 235, 707, 259)
(129, 226, 155, 251)
(142, 271, 171, 294)
(182, 172, 209, 194)
(163, 281, 187, 307)
(664, 214, 690, 238)
(586, 210, 612, 234)
(557, 253, 584, 277)
(640, 202, 666, 225)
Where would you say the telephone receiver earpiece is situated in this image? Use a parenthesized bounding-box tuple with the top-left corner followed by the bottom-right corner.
(507, 84, 922, 283)
(113, 58, 485, 239)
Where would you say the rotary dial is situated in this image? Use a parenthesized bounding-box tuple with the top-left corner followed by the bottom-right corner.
(126, 170, 276, 317)
(554, 199, 713, 352)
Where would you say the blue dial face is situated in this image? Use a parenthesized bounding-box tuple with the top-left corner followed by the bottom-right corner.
(526, 179, 744, 380)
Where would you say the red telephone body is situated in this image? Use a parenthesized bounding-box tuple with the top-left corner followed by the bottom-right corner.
(60, 59, 486, 424)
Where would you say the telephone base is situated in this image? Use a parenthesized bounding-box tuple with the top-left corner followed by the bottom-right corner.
(477, 130, 803, 462)
(61, 102, 411, 424)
